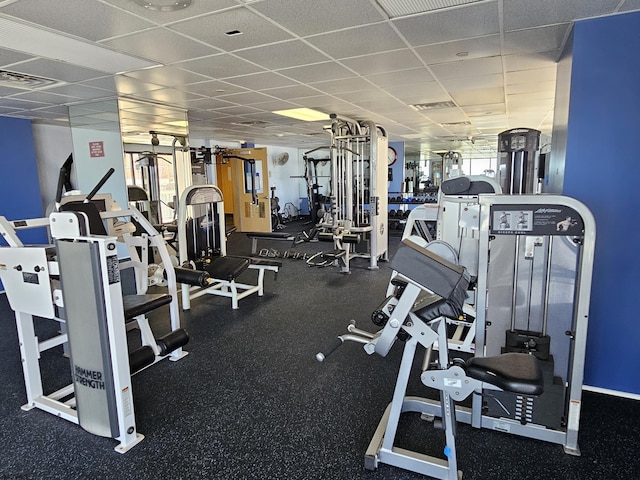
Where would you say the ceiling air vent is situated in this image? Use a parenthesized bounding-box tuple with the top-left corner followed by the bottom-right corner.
(377, 0, 486, 18)
(0, 69, 61, 90)
(409, 100, 457, 111)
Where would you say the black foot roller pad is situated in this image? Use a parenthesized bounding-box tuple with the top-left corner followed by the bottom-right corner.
(129, 346, 155, 374)
(466, 353, 544, 396)
(157, 329, 189, 356)
(123, 294, 172, 320)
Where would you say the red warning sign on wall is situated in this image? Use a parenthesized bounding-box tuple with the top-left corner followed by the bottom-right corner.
(89, 141, 105, 158)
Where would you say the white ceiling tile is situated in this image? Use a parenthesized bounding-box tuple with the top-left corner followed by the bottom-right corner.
(619, 0, 640, 12)
(168, 7, 293, 51)
(221, 72, 298, 90)
(334, 90, 397, 103)
(10, 58, 106, 83)
(47, 84, 115, 100)
(506, 67, 557, 85)
(0, 0, 155, 41)
(186, 97, 236, 110)
(503, 0, 620, 31)
(233, 40, 329, 69)
(101, 0, 238, 25)
(306, 23, 407, 59)
(430, 56, 503, 79)
(451, 87, 504, 106)
(364, 68, 434, 88)
(393, 1, 499, 46)
(261, 85, 322, 100)
(130, 88, 200, 106)
(504, 24, 570, 55)
(212, 105, 265, 115)
(383, 81, 448, 101)
(0, 84, 29, 96)
(0, 47, 34, 67)
(415, 35, 501, 65)
(114, 75, 165, 94)
(504, 51, 560, 72)
(276, 62, 356, 83)
(341, 49, 423, 75)
(176, 54, 265, 79)
(506, 80, 555, 95)
(309, 78, 378, 95)
(243, 99, 299, 111)
(217, 90, 279, 105)
(102, 28, 220, 64)
(120, 66, 210, 88)
(418, 106, 468, 123)
(440, 73, 504, 92)
(178, 80, 248, 96)
(251, 0, 386, 36)
(8, 90, 71, 104)
(78, 76, 118, 92)
(463, 103, 506, 116)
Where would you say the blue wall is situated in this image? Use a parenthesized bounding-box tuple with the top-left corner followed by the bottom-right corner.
(0, 117, 46, 291)
(560, 12, 640, 394)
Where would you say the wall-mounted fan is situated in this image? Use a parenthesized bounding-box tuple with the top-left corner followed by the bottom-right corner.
(274, 151, 289, 166)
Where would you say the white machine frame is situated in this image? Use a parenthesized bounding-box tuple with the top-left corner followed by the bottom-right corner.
(313, 114, 389, 273)
(0, 203, 187, 453)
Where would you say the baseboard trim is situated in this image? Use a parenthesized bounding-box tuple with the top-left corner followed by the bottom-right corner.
(584, 385, 640, 400)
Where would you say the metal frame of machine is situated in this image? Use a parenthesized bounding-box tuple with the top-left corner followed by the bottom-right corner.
(312, 113, 389, 273)
(318, 192, 595, 478)
(0, 201, 188, 453)
(177, 184, 279, 310)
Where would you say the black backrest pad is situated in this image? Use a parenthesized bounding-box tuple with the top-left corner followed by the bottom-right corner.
(391, 239, 470, 309)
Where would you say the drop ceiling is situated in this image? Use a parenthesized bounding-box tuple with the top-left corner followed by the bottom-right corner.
(0, 0, 637, 159)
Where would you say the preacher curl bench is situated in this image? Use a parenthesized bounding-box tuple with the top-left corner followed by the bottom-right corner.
(317, 238, 543, 479)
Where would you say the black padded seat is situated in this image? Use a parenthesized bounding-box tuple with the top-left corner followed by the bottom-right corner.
(413, 295, 463, 323)
(246, 231, 292, 239)
(465, 353, 544, 396)
(203, 256, 250, 282)
(241, 256, 282, 268)
(123, 294, 172, 320)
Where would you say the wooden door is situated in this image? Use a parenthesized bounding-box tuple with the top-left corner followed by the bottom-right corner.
(220, 147, 271, 233)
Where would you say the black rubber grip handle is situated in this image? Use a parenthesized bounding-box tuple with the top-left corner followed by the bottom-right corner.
(85, 168, 115, 202)
(315, 337, 344, 362)
(55, 167, 67, 204)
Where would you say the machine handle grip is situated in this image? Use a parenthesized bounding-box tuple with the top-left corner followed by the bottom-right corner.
(55, 166, 67, 206)
(315, 337, 344, 362)
(84, 168, 115, 202)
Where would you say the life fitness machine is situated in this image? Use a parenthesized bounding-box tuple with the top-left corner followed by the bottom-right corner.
(308, 114, 389, 273)
(392, 175, 503, 355)
(0, 169, 189, 453)
(317, 193, 595, 478)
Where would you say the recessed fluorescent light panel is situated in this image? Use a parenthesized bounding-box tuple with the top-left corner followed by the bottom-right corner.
(409, 101, 457, 111)
(272, 108, 330, 122)
(0, 17, 160, 74)
(130, 0, 192, 11)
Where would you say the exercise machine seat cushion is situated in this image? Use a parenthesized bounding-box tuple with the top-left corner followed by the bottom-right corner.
(246, 231, 292, 239)
(203, 256, 249, 282)
(413, 295, 463, 322)
(123, 293, 172, 320)
(466, 353, 544, 396)
(441, 176, 498, 195)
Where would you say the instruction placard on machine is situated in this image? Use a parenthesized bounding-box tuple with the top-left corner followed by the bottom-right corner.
(490, 204, 584, 236)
